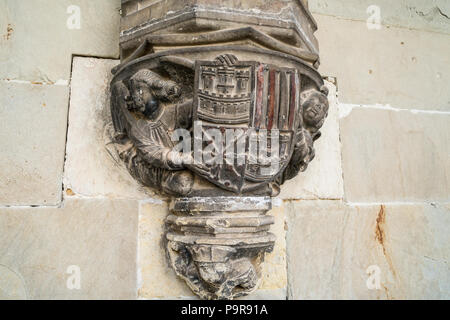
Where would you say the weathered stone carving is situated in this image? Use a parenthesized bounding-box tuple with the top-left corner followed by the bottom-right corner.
(108, 0, 328, 300)
(166, 197, 274, 300)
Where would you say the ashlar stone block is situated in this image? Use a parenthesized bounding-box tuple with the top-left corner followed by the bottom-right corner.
(0, 81, 69, 206)
(0, 199, 138, 300)
(286, 200, 450, 299)
(0, 0, 121, 83)
(340, 108, 450, 203)
(315, 14, 450, 111)
(64, 57, 153, 200)
(309, 0, 450, 35)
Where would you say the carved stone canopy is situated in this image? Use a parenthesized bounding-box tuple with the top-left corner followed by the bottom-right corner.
(108, 0, 329, 300)
(118, 0, 320, 69)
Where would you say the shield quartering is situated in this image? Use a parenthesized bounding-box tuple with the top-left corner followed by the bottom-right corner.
(190, 55, 301, 193)
(246, 64, 300, 183)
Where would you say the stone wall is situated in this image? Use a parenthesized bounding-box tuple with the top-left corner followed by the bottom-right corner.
(0, 0, 448, 299)
(286, 0, 450, 300)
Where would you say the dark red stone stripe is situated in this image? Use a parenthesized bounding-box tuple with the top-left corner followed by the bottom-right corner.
(288, 72, 297, 129)
(267, 69, 276, 130)
(254, 64, 265, 128)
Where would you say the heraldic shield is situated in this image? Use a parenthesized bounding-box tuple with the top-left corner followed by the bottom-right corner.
(189, 54, 301, 193)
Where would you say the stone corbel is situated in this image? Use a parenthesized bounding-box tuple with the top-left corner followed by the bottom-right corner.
(108, 0, 329, 300)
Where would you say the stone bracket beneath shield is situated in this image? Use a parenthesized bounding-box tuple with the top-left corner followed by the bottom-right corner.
(166, 197, 275, 300)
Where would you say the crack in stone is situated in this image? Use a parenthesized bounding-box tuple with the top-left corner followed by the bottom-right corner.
(437, 7, 450, 20)
(0, 264, 28, 299)
(412, 6, 450, 21)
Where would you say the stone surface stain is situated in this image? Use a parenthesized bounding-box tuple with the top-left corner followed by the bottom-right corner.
(3, 24, 13, 40)
(375, 205, 396, 300)
(375, 205, 386, 249)
(375, 205, 395, 275)
(375, 205, 398, 299)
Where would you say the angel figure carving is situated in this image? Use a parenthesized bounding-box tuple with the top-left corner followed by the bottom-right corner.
(110, 68, 194, 196)
(283, 85, 329, 181)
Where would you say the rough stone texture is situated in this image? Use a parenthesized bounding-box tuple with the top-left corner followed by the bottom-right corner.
(309, 0, 450, 35)
(340, 108, 450, 203)
(315, 14, 450, 111)
(0, 81, 69, 206)
(287, 200, 450, 299)
(0, 199, 138, 300)
(138, 200, 287, 300)
(64, 57, 153, 199)
(0, 0, 121, 83)
(280, 80, 343, 200)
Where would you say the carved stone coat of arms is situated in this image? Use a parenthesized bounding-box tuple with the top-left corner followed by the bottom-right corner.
(108, 0, 329, 300)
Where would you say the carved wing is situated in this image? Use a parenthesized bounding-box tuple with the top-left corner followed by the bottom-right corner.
(110, 81, 132, 138)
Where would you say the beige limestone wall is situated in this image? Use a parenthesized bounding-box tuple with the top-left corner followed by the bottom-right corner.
(285, 0, 449, 300)
(0, 0, 449, 300)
